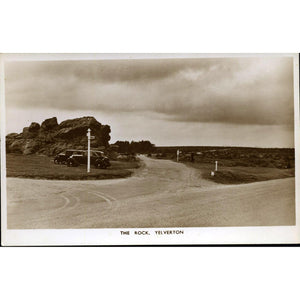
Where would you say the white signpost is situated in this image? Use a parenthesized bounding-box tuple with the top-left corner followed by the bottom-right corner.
(211, 161, 218, 176)
(87, 128, 91, 173)
(177, 149, 180, 162)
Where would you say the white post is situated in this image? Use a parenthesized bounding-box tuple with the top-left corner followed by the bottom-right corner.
(87, 128, 91, 173)
(177, 149, 180, 162)
(215, 160, 218, 172)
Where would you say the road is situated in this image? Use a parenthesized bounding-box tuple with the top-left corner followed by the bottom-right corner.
(7, 156, 295, 228)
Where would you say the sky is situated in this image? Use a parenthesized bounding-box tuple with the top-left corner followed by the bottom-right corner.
(4, 56, 295, 147)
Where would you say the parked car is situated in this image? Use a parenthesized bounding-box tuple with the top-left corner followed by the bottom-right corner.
(54, 149, 110, 169)
(54, 149, 77, 164)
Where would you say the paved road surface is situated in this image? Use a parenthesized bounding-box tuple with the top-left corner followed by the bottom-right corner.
(7, 156, 295, 228)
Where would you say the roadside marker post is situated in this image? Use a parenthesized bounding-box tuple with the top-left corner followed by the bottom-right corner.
(177, 149, 180, 162)
(215, 160, 218, 172)
(87, 128, 91, 173)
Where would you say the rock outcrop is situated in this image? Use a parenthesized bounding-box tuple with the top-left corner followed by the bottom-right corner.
(6, 116, 111, 156)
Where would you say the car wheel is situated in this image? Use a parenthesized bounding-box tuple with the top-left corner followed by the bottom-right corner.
(54, 159, 59, 164)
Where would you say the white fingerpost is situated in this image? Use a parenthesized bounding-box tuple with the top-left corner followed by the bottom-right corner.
(215, 160, 218, 172)
(87, 128, 91, 173)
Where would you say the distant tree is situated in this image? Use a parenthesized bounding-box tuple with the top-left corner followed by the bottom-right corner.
(115, 141, 131, 153)
(114, 140, 155, 154)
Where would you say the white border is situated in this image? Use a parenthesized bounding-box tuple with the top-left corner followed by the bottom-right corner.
(1, 53, 299, 246)
(0, 54, 8, 244)
(2, 52, 297, 61)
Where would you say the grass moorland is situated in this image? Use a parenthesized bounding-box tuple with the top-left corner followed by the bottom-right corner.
(184, 161, 295, 184)
(6, 153, 140, 180)
(153, 147, 295, 184)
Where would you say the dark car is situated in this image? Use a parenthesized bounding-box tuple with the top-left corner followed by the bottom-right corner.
(66, 150, 111, 169)
(54, 149, 77, 164)
(54, 149, 110, 169)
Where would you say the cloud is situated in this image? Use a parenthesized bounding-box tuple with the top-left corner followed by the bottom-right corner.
(5, 56, 294, 126)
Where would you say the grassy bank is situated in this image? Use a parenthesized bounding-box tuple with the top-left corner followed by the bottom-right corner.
(184, 161, 295, 184)
(6, 154, 140, 180)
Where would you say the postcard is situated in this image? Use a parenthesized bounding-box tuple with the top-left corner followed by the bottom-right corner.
(1, 53, 299, 245)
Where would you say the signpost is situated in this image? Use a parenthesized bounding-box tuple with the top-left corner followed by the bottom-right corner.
(211, 161, 218, 176)
(177, 149, 180, 162)
(87, 128, 91, 173)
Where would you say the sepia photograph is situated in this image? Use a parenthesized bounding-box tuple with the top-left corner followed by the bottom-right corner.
(1, 53, 299, 245)
(2, 2, 300, 300)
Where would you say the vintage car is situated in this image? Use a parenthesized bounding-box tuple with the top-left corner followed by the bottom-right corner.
(54, 149, 77, 164)
(54, 149, 110, 169)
